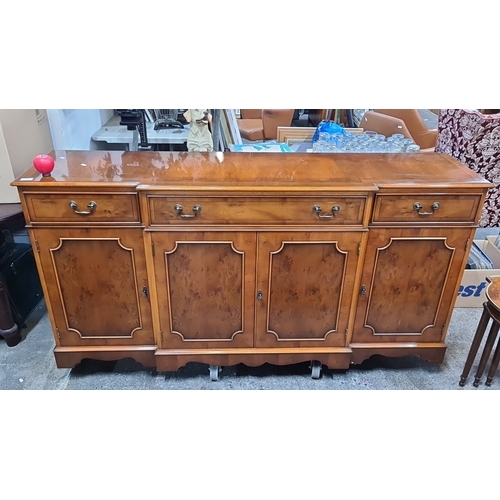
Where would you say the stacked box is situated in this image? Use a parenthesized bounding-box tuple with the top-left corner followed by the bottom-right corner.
(456, 237, 500, 307)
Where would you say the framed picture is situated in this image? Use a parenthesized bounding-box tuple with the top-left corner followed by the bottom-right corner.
(277, 127, 364, 145)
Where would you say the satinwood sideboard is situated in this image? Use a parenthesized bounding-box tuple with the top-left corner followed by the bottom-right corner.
(12, 150, 491, 379)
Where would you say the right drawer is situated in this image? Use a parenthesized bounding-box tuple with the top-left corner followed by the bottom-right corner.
(372, 194, 482, 224)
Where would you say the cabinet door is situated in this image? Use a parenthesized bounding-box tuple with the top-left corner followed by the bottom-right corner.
(256, 232, 363, 348)
(33, 228, 154, 347)
(352, 228, 472, 343)
(152, 232, 256, 349)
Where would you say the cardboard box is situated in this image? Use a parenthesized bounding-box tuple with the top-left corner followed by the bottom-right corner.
(455, 237, 500, 307)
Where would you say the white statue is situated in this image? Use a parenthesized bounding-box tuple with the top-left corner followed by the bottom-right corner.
(183, 109, 213, 152)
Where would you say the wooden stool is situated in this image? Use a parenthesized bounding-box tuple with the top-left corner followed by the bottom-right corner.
(460, 276, 500, 387)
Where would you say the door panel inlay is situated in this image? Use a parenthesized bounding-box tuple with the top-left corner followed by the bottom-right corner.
(51, 238, 141, 338)
(365, 238, 454, 335)
(267, 242, 346, 340)
(166, 241, 243, 341)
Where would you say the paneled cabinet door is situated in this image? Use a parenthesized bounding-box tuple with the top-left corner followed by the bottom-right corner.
(352, 227, 472, 343)
(152, 232, 256, 349)
(255, 232, 363, 348)
(33, 228, 154, 347)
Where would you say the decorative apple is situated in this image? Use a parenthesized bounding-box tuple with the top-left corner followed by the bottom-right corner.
(33, 154, 55, 177)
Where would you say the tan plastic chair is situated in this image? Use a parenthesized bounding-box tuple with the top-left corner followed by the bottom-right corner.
(238, 109, 295, 141)
(360, 111, 435, 152)
(374, 109, 438, 150)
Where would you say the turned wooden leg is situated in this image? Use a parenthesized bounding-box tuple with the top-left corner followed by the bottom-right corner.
(485, 334, 500, 386)
(460, 303, 490, 387)
(0, 273, 20, 347)
(473, 321, 500, 387)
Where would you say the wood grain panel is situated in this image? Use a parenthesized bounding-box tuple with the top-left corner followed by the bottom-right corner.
(155, 347, 352, 371)
(350, 343, 447, 364)
(54, 346, 156, 368)
(167, 242, 242, 340)
(366, 238, 452, 334)
(372, 194, 481, 224)
(148, 195, 366, 226)
(33, 228, 154, 347)
(268, 242, 344, 338)
(152, 232, 255, 349)
(352, 228, 472, 343)
(52, 239, 141, 336)
(24, 192, 140, 223)
(256, 232, 362, 348)
(12, 151, 492, 192)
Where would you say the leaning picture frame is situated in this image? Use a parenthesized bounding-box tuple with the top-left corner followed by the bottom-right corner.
(277, 126, 364, 146)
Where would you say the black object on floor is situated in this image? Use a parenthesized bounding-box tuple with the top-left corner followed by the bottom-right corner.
(0, 243, 44, 345)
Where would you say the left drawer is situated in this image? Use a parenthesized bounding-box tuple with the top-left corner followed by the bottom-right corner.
(23, 192, 141, 224)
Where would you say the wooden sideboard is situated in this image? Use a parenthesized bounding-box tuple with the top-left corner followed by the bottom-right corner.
(12, 150, 491, 379)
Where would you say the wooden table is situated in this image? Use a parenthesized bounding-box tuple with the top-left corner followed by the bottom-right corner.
(486, 275, 500, 310)
(460, 275, 500, 387)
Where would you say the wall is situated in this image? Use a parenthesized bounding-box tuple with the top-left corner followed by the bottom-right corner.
(47, 109, 114, 150)
(0, 120, 17, 203)
(0, 109, 54, 203)
(1, 109, 116, 202)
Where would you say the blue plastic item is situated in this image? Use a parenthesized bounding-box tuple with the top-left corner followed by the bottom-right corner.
(312, 121, 346, 142)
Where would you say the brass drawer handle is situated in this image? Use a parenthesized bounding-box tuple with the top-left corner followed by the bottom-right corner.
(69, 200, 97, 215)
(174, 204, 202, 218)
(413, 201, 440, 216)
(313, 205, 340, 219)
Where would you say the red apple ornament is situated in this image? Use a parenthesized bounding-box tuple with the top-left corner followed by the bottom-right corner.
(33, 154, 55, 177)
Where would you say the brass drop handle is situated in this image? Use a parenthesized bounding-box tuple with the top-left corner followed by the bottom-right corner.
(313, 205, 340, 219)
(413, 201, 440, 216)
(174, 204, 202, 218)
(69, 200, 97, 215)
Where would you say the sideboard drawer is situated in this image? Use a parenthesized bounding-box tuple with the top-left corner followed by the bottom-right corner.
(372, 194, 482, 224)
(148, 195, 367, 226)
(24, 193, 141, 223)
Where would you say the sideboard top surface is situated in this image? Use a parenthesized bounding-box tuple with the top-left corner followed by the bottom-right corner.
(12, 150, 492, 192)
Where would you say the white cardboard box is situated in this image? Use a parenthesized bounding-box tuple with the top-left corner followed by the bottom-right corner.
(455, 237, 500, 307)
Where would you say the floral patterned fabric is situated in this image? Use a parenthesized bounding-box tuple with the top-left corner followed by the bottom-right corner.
(435, 109, 500, 227)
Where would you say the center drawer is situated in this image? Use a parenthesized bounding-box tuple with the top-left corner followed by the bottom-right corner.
(147, 195, 367, 226)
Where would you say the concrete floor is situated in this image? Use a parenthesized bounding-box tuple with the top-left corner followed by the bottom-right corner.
(1, 300, 499, 390)
(2, 111, 499, 391)
(2, 223, 499, 390)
